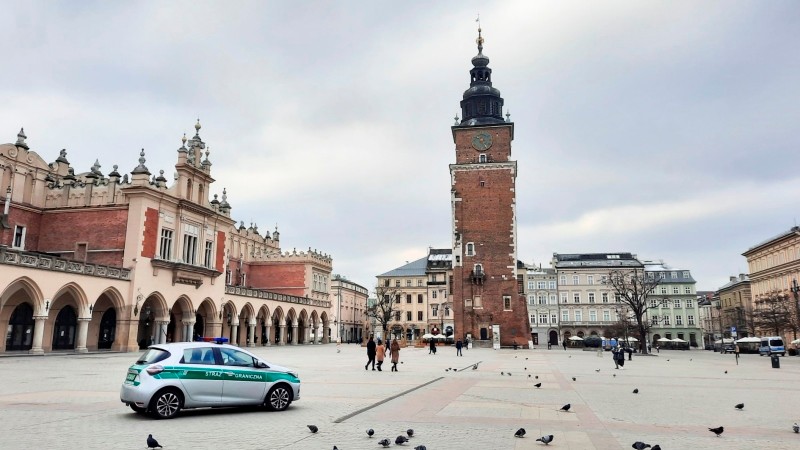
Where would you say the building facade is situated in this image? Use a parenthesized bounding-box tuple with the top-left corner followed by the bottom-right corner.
(450, 29, 529, 348)
(643, 262, 702, 347)
(376, 256, 430, 342)
(521, 263, 559, 346)
(426, 249, 453, 339)
(330, 275, 369, 344)
(715, 274, 753, 339)
(1, 125, 333, 355)
(742, 227, 800, 342)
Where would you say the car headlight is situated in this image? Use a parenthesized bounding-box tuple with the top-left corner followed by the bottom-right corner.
(288, 371, 299, 379)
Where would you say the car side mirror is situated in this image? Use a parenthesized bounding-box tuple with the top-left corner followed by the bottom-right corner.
(258, 361, 268, 369)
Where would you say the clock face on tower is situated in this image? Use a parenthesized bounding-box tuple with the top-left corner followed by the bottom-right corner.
(471, 132, 493, 151)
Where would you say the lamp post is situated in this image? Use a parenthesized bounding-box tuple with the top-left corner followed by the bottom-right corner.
(791, 279, 800, 340)
(716, 302, 724, 351)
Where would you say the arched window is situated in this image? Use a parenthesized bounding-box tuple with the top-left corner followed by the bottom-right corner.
(186, 179, 193, 200)
(466, 242, 475, 256)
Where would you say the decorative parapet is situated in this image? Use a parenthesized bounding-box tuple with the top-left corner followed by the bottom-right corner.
(225, 285, 331, 308)
(0, 246, 131, 280)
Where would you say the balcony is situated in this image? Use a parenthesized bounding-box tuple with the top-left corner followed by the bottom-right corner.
(151, 258, 221, 288)
(471, 270, 485, 285)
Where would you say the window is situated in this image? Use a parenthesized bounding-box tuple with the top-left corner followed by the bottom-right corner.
(549, 281, 556, 289)
(395, 280, 401, 287)
(432, 291, 438, 299)
(602, 292, 609, 303)
(660, 287, 667, 294)
(572, 275, 579, 285)
(539, 313, 548, 324)
(683, 271, 690, 278)
(648, 272, 655, 280)
(659, 272, 666, 279)
(684, 286, 692, 294)
(466, 242, 475, 256)
(661, 300, 669, 308)
(686, 299, 693, 308)
(550, 295, 557, 304)
(417, 311, 423, 321)
(432, 306, 438, 317)
(158, 228, 173, 260)
(573, 293, 580, 303)
(688, 315, 695, 325)
(503, 296, 511, 310)
(406, 311, 412, 321)
(587, 275, 594, 285)
(651, 299, 659, 308)
(676, 315, 683, 325)
(588, 293, 595, 303)
(395, 295, 401, 304)
(589, 310, 597, 321)
(182, 224, 199, 264)
(406, 279, 412, 287)
(560, 292, 568, 304)
(417, 294, 423, 303)
(674, 299, 682, 308)
(225, 269, 232, 285)
(527, 281, 535, 290)
(530, 314, 535, 324)
(204, 241, 213, 268)
(474, 264, 484, 276)
(603, 310, 610, 321)
(479, 154, 487, 163)
(560, 275, 566, 284)
(418, 279, 424, 287)
(406, 295, 412, 303)
(651, 315, 658, 325)
(445, 307, 450, 317)
(384, 279, 390, 287)
(672, 287, 679, 294)
(615, 294, 621, 303)
(538, 295, 547, 305)
(671, 271, 677, 279)
(528, 295, 535, 305)
(551, 314, 558, 324)
(395, 311, 401, 321)
(663, 316, 670, 325)
(12, 225, 26, 249)
(537, 281, 546, 289)
(574, 310, 582, 321)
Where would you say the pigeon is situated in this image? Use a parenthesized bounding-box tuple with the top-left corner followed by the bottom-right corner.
(407, 429, 414, 438)
(333, 447, 338, 450)
(501, 371, 504, 375)
(724, 370, 728, 374)
(515, 356, 518, 358)
(651, 446, 662, 450)
(147, 434, 162, 449)
(534, 383, 542, 388)
(569, 355, 572, 358)
(535, 375, 539, 379)
(734, 403, 744, 410)
(560, 403, 571, 412)
(526, 357, 529, 360)
(525, 367, 528, 370)
(595, 369, 600, 373)
(472, 364, 478, 370)
(613, 374, 616, 377)
(572, 377, 576, 381)
(367, 428, 375, 437)
(514, 428, 526, 438)
(690, 358, 693, 361)
(395, 435, 409, 445)
(708, 426, 724, 436)
(414, 446, 427, 450)
(508, 372, 512, 376)
(528, 374, 531, 378)
(536, 434, 554, 445)
(793, 422, 799, 433)
(378, 438, 391, 447)
(308, 425, 319, 433)
(633, 388, 639, 394)
(631, 442, 651, 450)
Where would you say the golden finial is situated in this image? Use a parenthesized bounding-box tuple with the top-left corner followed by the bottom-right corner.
(475, 15, 484, 52)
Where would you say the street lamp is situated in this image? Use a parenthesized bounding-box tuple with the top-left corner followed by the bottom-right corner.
(791, 279, 800, 340)
(716, 302, 724, 351)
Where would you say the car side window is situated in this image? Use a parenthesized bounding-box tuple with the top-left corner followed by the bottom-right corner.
(220, 348, 255, 367)
(182, 347, 215, 365)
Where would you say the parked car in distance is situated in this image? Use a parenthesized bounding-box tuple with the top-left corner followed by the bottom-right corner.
(721, 344, 736, 354)
(759, 336, 786, 356)
(120, 342, 300, 419)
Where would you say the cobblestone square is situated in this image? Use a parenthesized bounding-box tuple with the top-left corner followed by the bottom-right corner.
(2, 345, 799, 449)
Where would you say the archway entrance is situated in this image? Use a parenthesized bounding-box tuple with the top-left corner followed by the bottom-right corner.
(480, 327, 488, 340)
(98, 308, 116, 349)
(285, 317, 294, 344)
(297, 318, 305, 344)
(52, 305, 77, 350)
(137, 305, 156, 349)
(549, 330, 558, 345)
(6, 303, 34, 351)
(273, 317, 281, 344)
(194, 313, 205, 340)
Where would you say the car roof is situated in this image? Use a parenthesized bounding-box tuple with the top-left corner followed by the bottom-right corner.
(149, 342, 244, 351)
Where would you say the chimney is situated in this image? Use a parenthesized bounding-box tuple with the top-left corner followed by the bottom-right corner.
(739, 273, 746, 281)
(730, 276, 737, 282)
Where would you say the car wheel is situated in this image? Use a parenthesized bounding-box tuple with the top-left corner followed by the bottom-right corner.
(149, 388, 183, 419)
(130, 404, 147, 414)
(266, 384, 292, 411)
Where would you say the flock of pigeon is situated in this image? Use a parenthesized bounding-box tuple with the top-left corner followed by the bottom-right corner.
(308, 425, 426, 449)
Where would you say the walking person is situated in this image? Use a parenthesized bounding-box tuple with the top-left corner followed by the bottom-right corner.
(617, 346, 626, 369)
(429, 338, 437, 355)
(365, 336, 376, 371)
(563, 339, 568, 351)
(612, 347, 620, 369)
(375, 339, 386, 371)
(390, 339, 401, 372)
(734, 343, 740, 365)
(456, 338, 463, 356)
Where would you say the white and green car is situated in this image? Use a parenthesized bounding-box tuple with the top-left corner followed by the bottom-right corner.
(120, 342, 300, 419)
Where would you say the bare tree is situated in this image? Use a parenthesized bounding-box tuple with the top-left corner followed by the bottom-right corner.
(366, 284, 403, 340)
(603, 269, 661, 354)
(754, 294, 793, 336)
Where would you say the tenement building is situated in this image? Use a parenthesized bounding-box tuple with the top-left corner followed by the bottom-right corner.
(0, 124, 332, 354)
(450, 29, 529, 348)
(642, 261, 702, 347)
(520, 262, 559, 346)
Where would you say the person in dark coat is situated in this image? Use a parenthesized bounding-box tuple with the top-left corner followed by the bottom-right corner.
(456, 339, 463, 356)
(365, 336, 376, 371)
(429, 339, 437, 355)
(390, 339, 401, 371)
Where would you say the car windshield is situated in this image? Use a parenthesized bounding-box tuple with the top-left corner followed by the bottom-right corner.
(135, 348, 170, 365)
(770, 339, 784, 346)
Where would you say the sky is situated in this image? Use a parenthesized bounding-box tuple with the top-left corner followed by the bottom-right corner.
(2, 1, 799, 292)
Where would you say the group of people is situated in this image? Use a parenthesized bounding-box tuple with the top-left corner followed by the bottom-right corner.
(365, 337, 401, 372)
(429, 338, 465, 356)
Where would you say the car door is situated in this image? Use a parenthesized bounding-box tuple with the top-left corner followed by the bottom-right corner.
(177, 346, 224, 406)
(218, 347, 268, 405)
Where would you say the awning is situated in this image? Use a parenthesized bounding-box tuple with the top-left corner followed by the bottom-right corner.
(671, 338, 687, 343)
(568, 336, 584, 341)
(735, 337, 760, 343)
(656, 338, 672, 342)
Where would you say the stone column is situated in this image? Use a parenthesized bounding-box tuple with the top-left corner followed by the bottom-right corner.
(231, 324, 239, 346)
(247, 324, 256, 347)
(185, 321, 195, 341)
(29, 316, 47, 355)
(75, 318, 90, 353)
(278, 325, 287, 345)
(291, 325, 299, 345)
(305, 325, 312, 344)
(322, 325, 329, 344)
(264, 325, 272, 346)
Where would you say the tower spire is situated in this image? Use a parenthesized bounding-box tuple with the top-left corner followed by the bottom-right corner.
(457, 25, 506, 127)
